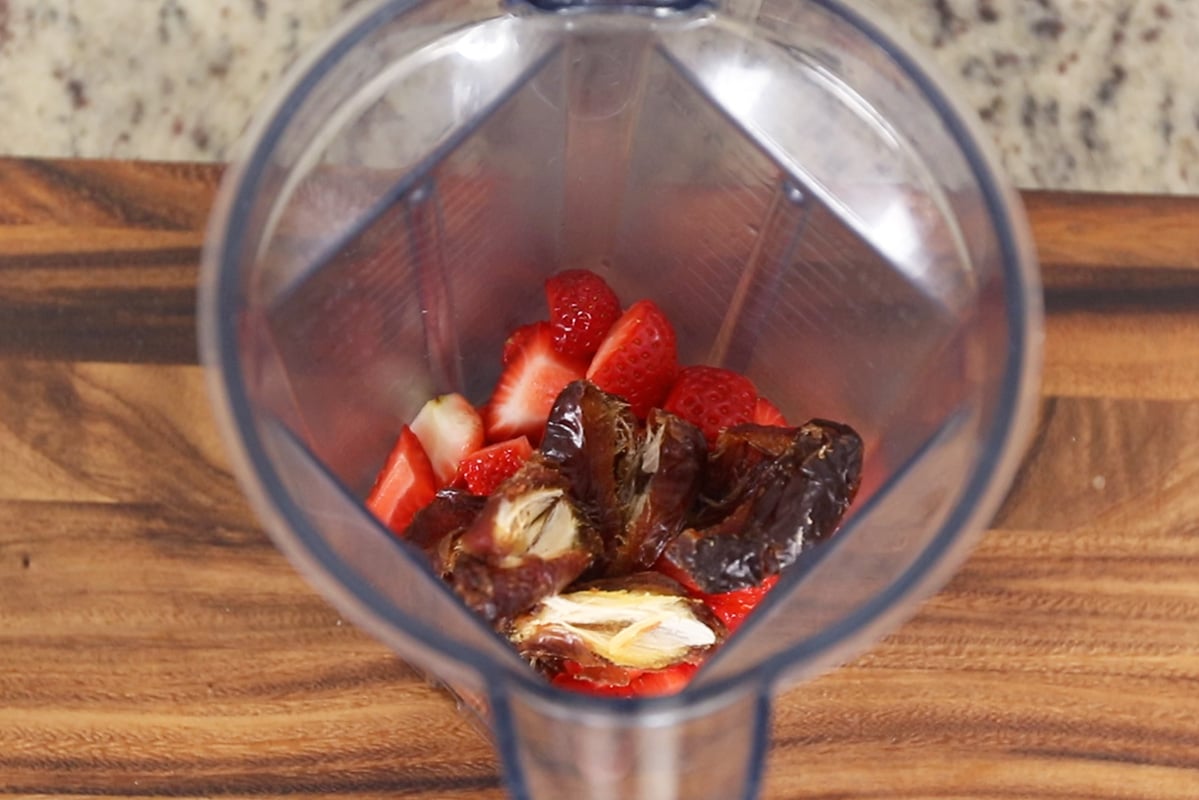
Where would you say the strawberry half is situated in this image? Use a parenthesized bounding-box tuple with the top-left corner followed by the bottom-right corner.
(545, 269, 622, 360)
(485, 325, 587, 443)
(365, 426, 437, 535)
(410, 393, 485, 486)
(585, 299, 678, 419)
(454, 436, 534, 496)
(663, 365, 758, 447)
(752, 396, 788, 427)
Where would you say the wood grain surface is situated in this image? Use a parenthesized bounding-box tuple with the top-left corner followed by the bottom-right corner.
(2, 159, 1198, 799)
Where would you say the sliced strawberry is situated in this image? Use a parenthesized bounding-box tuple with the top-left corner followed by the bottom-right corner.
(502, 321, 548, 367)
(652, 554, 777, 634)
(410, 393, 485, 486)
(365, 426, 437, 535)
(585, 299, 678, 418)
(552, 670, 638, 697)
(454, 436, 534, 496)
(623, 663, 698, 696)
(544, 269, 622, 360)
(698, 575, 779, 633)
(551, 662, 697, 697)
(485, 325, 587, 443)
(558, 658, 640, 686)
(752, 396, 788, 427)
(662, 365, 758, 447)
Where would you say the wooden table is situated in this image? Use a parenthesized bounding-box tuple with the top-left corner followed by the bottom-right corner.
(2, 159, 1198, 799)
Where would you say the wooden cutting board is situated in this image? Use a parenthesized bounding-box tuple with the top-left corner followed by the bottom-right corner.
(1, 160, 1197, 799)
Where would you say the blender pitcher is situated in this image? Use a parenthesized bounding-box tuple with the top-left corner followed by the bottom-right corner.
(197, 0, 1043, 797)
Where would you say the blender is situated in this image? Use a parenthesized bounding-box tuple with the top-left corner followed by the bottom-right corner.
(198, 0, 1043, 796)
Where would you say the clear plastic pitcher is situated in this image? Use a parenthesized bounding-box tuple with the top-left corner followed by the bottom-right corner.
(197, 0, 1043, 796)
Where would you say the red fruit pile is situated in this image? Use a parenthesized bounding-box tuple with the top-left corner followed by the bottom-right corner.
(367, 269, 810, 696)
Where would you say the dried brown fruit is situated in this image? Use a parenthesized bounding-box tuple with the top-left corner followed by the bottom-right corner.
(539, 381, 706, 577)
(539, 380, 639, 545)
(450, 457, 598, 625)
(609, 408, 706, 575)
(511, 572, 724, 673)
(661, 420, 863, 593)
(452, 550, 594, 628)
(403, 489, 486, 575)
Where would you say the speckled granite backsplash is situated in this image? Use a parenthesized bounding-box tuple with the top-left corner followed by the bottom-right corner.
(0, 0, 1194, 193)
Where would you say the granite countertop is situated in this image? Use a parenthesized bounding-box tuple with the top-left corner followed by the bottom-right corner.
(0, 0, 1194, 194)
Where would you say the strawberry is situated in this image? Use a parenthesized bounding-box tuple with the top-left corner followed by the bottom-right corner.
(698, 575, 779, 633)
(544, 269, 622, 360)
(752, 396, 788, 427)
(365, 426, 437, 535)
(551, 662, 697, 697)
(621, 663, 698, 696)
(485, 325, 587, 443)
(409, 393, 485, 486)
(663, 365, 758, 447)
(502, 321, 548, 366)
(585, 299, 678, 418)
(652, 554, 778, 633)
(454, 436, 534, 496)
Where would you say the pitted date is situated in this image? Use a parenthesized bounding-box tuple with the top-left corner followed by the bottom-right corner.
(449, 457, 599, 626)
(660, 420, 863, 594)
(540, 381, 705, 577)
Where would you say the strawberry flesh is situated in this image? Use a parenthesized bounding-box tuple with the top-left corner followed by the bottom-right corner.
(697, 574, 780, 633)
(752, 396, 788, 427)
(485, 325, 587, 444)
(545, 269, 622, 360)
(365, 426, 437, 535)
(410, 393, 485, 486)
(652, 556, 779, 632)
(585, 299, 677, 419)
(502, 321, 548, 367)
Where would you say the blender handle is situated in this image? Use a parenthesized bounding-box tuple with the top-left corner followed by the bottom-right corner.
(490, 679, 775, 800)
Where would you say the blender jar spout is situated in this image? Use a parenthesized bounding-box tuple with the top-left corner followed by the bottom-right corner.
(492, 680, 774, 800)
